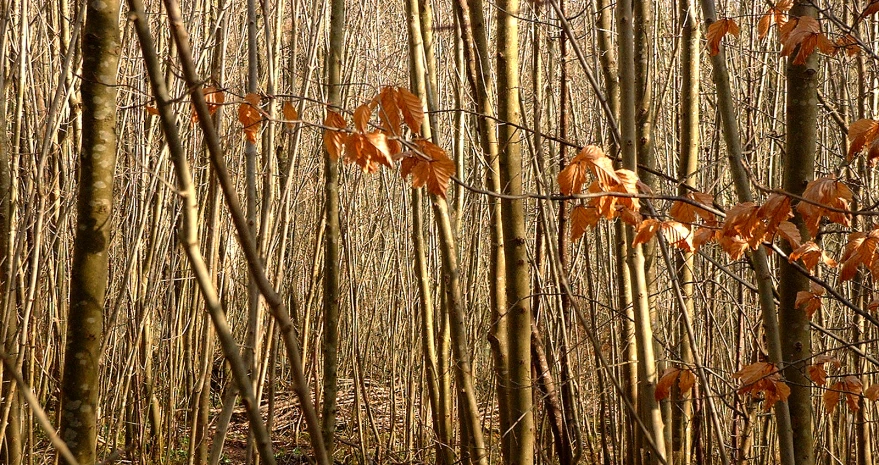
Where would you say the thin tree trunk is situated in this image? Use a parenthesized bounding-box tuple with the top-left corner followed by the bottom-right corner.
(496, 2, 534, 464)
(59, 0, 120, 461)
(618, 0, 666, 463)
(322, 0, 345, 457)
(698, 1, 796, 464)
(779, 3, 818, 464)
(673, 1, 698, 463)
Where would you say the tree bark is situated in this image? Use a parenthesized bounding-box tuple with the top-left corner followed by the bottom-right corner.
(779, 3, 818, 465)
(59, 0, 120, 461)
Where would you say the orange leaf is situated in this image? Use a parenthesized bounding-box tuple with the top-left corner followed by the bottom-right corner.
(836, 35, 861, 57)
(145, 105, 159, 115)
(848, 119, 879, 161)
(807, 364, 827, 386)
(678, 369, 696, 395)
(633, 219, 661, 247)
(406, 140, 456, 197)
(655, 367, 680, 401)
(865, 383, 879, 402)
(396, 87, 424, 134)
(844, 376, 863, 411)
(283, 101, 299, 128)
(706, 18, 739, 56)
(238, 93, 262, 143)
(693, 227, 718, 251)
(353, 104, 371, 133)
(780, 16, 834, 65)
(323, 111, 347, 161)
(558, 160, 590, 195)
(824, 383, 842, 413)
(662, 221, 693, 252)
(789, 241, 837, 271)
(734, 362, 790, 411)
(571, 206, 599, 242)
(775, 221, 802, 249)
(796, 177, 852, 237)
(612, 169, 641, 211)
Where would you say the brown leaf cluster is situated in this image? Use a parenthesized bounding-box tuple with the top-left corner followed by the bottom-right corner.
(796, 177, 852, 237)
(238, 93, 262, 143)
(839, 228, 879, 282)
(706, 18, 739, 56)
(825, 376, 863, 413)
(655, 367, 696, 401)
(758, 1, 792, 39)
(733, 362, 791, 411)
(779, 16, 836, 65)
(847, 118, 879, 164)
(795, 281, 826, 319)
(400, 140, 456, 198)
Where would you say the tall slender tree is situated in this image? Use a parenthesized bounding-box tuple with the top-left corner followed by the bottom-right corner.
(779, 3, 819, 464)
(59, 0, 120, 461)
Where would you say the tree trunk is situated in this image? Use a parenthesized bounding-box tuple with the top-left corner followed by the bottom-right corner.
(617, 0, 666, 463)
(496, 1, 534, 464)
(59, 0, 120, 461)
(779, 3, 818, 465)
(321, 0, 345, 457)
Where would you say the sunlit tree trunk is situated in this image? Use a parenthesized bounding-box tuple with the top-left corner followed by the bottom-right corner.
(59, 0, 120, 461)
(779, 3, 818, 464)
(673, 1, 698, 463)
(496, 1, 534, 464)
(618, 0, 666, 463)
(321, 0, 345, 457)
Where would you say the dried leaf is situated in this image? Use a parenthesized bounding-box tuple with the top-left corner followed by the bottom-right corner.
(559, 146, 619, 195)
(404, 140, 456, 197)
(796, 177, 852, 237)
(633, 219, 661, 247)
(734, 362, 790, 411)
(780, 16, 834, 65)
(807, 364, 827, 386)
(283, 101, 299, 128)
(825, 383, 842, 413)
(353, 104, 371, 133)
(865, 383, 879, 402)
(323, 111, 347, 161)
(847, 119, 879, 161)
(707, 18, 739, 56)
(836, 34, 861, 56)
(790, 241, 837, 271)
(145, 106, 159, 115)
(662, 221, 694, 252)
(655, 367, 681, 401)
(693, 227, 718, 251)
(862, 0, 879, 19)
(571, 206, 600, 242)
(238, 93, 262, 143)
(776, 221, 802, 249)
(397, 87, 424, 134)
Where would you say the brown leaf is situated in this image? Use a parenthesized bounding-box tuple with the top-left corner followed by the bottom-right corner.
(789, 241, 837, 271)
(655, 367, 681, 401)
(238, 93, 262, 143)
(844, 376, 863, 412)
(836, 34, 861, 57)
(865, 383, 879, 402)
(848, 119, 879, 161)
(397, 87, 424, 134)
(633, 219, 661, 247)
(283, 101, 299, 128)
(776, 221, 802, 249)
(734, 362, 790, 411)
(693, 227, 718, 251)
(323, 111, 347, 161)
(825, 383, 842, 413)
(353, 104, 371, 133)
(796, 177, 852, 237)
(706, 18, 739, 56)
(678, 369, 696, 395)
(145, 106, 159, 115)
(781, 16, 831, 65)
(807, 364, 827, 386)
(571, 206, 599, 242)
(407, 140, 455, 197)
(662, 221, 694, 252)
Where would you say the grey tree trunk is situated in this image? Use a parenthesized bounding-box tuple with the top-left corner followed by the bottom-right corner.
(59, 0, 120, 461)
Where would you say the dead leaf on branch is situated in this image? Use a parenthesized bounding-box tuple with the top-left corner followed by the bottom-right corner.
(323, 110, 347, 161)
(779, 16, 836, 65)
(570, 206, 600, 242)
(825, 376, 863, 413)
(789, 241, 837, 271)
(796, 177, 852, 237)
(733, 362, 791, 411)
(238, 92, 262, 143)
(848, 118, 879, 164)
(282, 101, 299, 129)
(193, 86, 226, 123)
(706, 18, 739, 57)
(758, 1, 792, 39)
(795, 281, 825, 319)
(400, 139, 455, 198)
(655, 367, 697, 401)
(558, 145, 620, 195)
